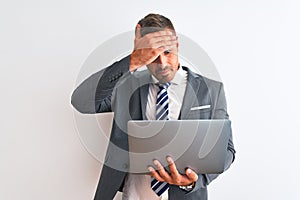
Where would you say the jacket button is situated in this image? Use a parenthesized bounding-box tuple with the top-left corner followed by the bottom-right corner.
(123, 163, 128, 169)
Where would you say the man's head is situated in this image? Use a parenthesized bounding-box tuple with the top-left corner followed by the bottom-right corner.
(137, 14, 179, 83)
(137, 13, 175, 37)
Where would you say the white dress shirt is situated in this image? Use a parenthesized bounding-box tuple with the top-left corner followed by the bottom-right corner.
(122, 67, 187, 200)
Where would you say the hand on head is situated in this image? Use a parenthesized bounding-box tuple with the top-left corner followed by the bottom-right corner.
(129, 24, 178, 72)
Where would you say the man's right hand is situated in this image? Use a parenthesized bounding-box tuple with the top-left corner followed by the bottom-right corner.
(129, 24, 178, 72)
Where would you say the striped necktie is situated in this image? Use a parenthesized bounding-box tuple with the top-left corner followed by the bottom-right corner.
(151, 82, 171, 197)
(156, 82, 171, 120)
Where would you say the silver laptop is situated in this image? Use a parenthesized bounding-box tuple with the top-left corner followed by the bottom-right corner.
(127, 119, 231, 174)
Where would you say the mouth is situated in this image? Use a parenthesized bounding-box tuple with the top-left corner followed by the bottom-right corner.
(157, 68, 170, 76)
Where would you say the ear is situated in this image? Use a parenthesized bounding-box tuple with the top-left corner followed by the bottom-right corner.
(135, 24, 141, 39)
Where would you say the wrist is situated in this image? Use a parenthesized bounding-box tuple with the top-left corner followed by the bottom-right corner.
(179, 182, 195, 191)
(129, 53, 140, 72)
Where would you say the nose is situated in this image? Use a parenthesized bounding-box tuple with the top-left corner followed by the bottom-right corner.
(155, 55, 167, 68)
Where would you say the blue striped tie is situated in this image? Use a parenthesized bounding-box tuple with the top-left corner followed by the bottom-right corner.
(151, 82, 171, 196)
(156, 82, 171, 120)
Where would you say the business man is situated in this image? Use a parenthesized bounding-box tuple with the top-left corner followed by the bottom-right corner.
(71, 13, 235, 200)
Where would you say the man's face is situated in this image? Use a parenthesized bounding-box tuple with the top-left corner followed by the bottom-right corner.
(146, 46, 179, 83)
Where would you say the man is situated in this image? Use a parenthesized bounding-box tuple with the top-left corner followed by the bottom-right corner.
(71, 13, 235, 200)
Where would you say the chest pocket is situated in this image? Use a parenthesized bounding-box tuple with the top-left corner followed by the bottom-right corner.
(187, 106, 212, 119)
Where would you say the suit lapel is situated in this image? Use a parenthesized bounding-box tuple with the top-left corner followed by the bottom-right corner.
(136, 67, 204, 120)
(180, 68, 202, 119)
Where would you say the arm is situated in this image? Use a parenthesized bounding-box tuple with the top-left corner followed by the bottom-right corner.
(193, 82, 236, 191)
(71, 25, 177, 114)
(71, 56, 131, 114)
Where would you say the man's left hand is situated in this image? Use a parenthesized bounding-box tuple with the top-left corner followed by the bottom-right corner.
(148, 156, 198, 186)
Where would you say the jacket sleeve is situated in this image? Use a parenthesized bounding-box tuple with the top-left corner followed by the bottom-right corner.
(186, 82, 236, 195)
(71, 56, 131, 114)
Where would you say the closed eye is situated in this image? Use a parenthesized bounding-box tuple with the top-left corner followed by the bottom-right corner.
(164, 49, 171, 54)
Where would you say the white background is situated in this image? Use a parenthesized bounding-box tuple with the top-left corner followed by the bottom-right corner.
(1, 0, 300, 199)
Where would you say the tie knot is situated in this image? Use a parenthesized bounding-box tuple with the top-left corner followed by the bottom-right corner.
(158, 82, 171, 90)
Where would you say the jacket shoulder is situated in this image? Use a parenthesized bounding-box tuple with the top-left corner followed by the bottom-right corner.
(183, 66, 223, 86)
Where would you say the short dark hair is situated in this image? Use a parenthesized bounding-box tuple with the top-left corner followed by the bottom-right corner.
(137, 13, 175, 36)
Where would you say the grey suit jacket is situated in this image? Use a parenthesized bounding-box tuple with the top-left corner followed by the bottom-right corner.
(71, 55, 235, 200)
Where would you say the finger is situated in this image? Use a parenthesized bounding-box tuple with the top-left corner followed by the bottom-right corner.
(167, 156, 180, 178)
(185, 168, 198, 182)
(151, 35, 177, 43)
(158, 44, 178, 54)
(149, 35, 177, 47)
(148, 166, 164, 182)
(135, 24, 141, 39)
(149, 30, 174, 37)
(134, 36, 176, 50)
(153, 160, 171, 181)
(153, 38, 177, 50)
